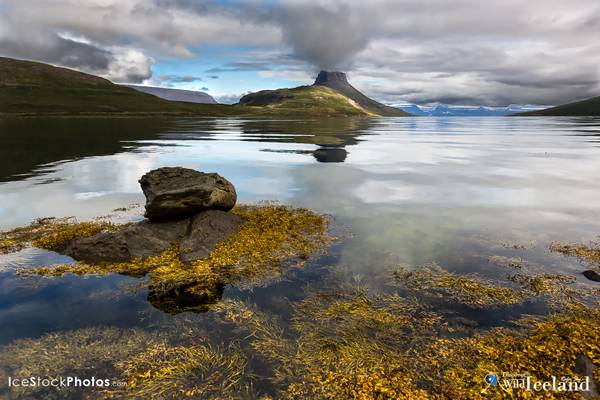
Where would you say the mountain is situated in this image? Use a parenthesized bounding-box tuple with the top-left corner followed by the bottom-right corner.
(237, 85, 371, 116)
(0, 57, 404, 118)
(398, 104, 428, 116)
(516, 96, 600, 116)
(125, 85, 217, 104)
(238, 71, 409, 117)
(312, 71, 409, 116)
(396, 103, 546, 116)
(0, 57, 238, 116)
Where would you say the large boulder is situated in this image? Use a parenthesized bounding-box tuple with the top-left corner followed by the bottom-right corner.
(180, 210, 244, 263)
(65, 210, 244, 264)
(65, 219, 189, 263)
(139, 167, 237, 220)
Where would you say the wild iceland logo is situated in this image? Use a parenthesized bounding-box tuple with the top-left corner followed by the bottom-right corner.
(481, 372, 593, 394)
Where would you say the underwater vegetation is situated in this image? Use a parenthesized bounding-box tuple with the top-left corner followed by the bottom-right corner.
(393, 263, 524, 307)
(0, 265, 597, 399)
(2, 208, 600, 399)
(551, 241, 600, 269)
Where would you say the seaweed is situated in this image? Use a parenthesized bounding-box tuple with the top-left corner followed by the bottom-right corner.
(118, 341, 253, 399)
(0, 217, 121, 254)
(1, 265, 599, 399)
(212, 284, 600, 399)
(392, 263, 525, 307)
(550, 241, 600, 269)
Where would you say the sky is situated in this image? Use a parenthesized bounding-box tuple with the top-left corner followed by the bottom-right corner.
(1, 0, 599, 106)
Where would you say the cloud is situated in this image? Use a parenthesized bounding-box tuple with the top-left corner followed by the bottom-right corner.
(0, 28, 153, 83)
(1, 0, 600, 104)
(0, 0, 277, 82)
(267, 1, 371, 70)
(158, 74, 203, 83)
(205, 62, 273, 74)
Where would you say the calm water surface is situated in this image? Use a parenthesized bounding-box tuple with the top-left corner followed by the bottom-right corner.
(0, 116, 599, 344)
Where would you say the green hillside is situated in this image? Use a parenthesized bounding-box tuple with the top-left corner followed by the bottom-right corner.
(0, 57, 380, 117)
(237, 86, 373, 116)
(0, 57, 241, 116)
(517, 96, 600, 116)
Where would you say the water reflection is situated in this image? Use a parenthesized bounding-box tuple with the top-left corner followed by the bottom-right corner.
(1, 116, 600, 344)
(0, 118, 178, 182)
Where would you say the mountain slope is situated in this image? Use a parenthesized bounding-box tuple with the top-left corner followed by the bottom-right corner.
(0, 57, 403, 118)
(313, 71, 409, 116)
(125, 85, 217, 104)
(238, 85, 375, 116)
(516, 96, 600, 116)
(0, 57, 238, 116)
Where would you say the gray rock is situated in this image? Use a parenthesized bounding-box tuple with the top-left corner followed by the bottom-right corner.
(583, 270, 600, 282)
(64, 210, 244, 265)
(140, 167, 237, 220)
(66, 218, 189, 263)
(65, 231, 131, 263)
(180, 210, 244, 263)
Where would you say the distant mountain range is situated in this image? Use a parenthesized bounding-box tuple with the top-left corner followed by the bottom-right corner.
(125, 85, 217, 104)
(396, 103, 547, 116)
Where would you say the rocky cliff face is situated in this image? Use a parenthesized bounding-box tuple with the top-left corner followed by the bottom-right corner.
(313, 71, 350, 87)
(312, 71, 409, 116)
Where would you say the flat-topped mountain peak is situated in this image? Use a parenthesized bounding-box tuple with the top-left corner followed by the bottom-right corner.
(312, 70, 408, 116)
(314, 71, 350, 86)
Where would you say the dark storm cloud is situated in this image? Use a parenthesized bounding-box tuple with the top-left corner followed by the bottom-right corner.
(266, 2, 370, 70)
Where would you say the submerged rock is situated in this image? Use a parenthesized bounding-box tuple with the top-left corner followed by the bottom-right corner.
(65, 210, 243, 264)
(148, 279, 225, 315)
(140, 167, 237, 220)
(583, 270, 600, 282)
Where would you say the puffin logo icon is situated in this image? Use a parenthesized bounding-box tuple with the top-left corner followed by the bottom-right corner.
(481, 373, 498, 393)
(485, 374, 498, 386)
